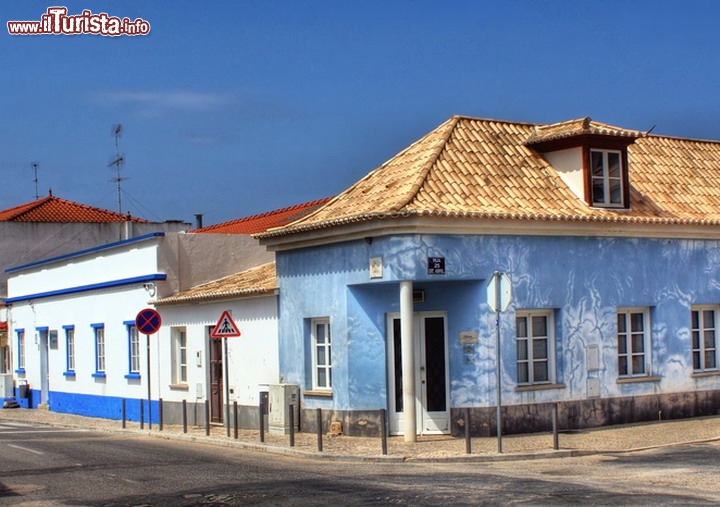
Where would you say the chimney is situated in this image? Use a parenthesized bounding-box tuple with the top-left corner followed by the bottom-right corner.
(194, 213, 203, 229)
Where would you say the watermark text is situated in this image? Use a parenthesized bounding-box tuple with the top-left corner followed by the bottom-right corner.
(8, 7, 151, 36)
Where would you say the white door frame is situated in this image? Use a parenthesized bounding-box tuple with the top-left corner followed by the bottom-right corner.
(386, 311, 450, 436)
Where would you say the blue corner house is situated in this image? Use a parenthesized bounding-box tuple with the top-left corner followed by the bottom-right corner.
(259, 116, 720, 438)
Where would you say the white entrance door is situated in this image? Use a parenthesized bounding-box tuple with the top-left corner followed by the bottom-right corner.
(387, 312, 450, 435)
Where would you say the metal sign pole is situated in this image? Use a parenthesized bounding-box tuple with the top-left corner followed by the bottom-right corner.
(146, 333, 152, 430)
(494, 272, 503, 453)
(224, 337, 230, 436)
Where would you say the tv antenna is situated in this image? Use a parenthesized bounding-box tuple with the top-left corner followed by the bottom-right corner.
(31, 162, 40, 199)
(108, 123, 126, 214)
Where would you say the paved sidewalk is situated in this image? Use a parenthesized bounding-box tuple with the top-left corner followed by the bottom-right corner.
(1, 407, 719, 462)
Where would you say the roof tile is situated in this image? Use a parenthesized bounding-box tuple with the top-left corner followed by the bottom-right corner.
(192, 197, 332, 234)
(0, 194, 147, 223)
(259, 115, 720, 238)
(154, 262, 277, 305)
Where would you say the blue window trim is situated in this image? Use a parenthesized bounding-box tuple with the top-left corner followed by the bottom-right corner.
(15, 328, 25, 373)
(92, 323, 105, 375)
(4, 273, 167, 304)
(5, 232, 165, 273)
(36, 326, 49, 332)
(64, 325, 75, 375)
(124, 320, 141, 380)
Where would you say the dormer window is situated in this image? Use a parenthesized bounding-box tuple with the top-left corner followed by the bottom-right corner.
(590, 149, 624, 207)
(525, 117, 640, 210)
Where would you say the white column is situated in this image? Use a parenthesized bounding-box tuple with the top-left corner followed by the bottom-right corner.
(400, 280, 416, 442)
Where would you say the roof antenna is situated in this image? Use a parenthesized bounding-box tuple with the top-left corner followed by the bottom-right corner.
(108, 124, 126, 214)
(31, 162, 40, 200)
(645, 124, 656, 136)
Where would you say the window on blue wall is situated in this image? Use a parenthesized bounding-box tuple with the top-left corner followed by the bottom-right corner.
(691, 307, 718, 372)
(617, 309, 651, 377)
(516, 311, 555, 385)
(15, 329, 25, 373)
(91, 324, 106, 377)
(311, 318, 332, 390)
(64, 326, 75, 376)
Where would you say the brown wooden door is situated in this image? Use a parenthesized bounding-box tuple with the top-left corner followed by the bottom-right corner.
(209, 337, 223, 423)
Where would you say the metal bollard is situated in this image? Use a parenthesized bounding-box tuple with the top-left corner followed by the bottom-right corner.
(182, 399, 188, 434)
(233, 401, 238, 440)
(316, 408, 323, 452)
(465, 408, 472, 454)
(159, 398, 163, 432)
(552, 402, 559, 450)
(289, 404, 295, 447)
(259, 397, 265, 443)
(121, 398, 126, 429)
(380, 409, 388, 456)
(205, 400, 210, 436)
(140, 399, 144, 430)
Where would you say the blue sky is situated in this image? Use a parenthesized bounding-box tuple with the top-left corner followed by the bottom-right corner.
(2, 1, 720, 226)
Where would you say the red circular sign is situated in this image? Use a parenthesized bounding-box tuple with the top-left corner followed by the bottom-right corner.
(135, 308, 162, 334)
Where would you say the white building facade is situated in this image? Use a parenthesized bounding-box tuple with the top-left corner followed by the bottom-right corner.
(5, 232, 279, 428)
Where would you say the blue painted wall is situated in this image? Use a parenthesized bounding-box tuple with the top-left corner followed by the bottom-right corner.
(277, 233, 720, 411)
(49, 390, 159, 423)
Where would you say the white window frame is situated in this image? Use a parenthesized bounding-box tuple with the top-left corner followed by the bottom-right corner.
(515, 310, 555, 385)
(311, 318, 332, 390)
(64, 326, 75, 373)
(617, 308, 651, 378)
(691, 306, 719, 372)
(92, 324, 106, 375)
(590, 148, 624, 208)
(128, 324, 140, 374)
(171, 327, 187, 385)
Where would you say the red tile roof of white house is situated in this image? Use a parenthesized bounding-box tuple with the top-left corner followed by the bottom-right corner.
(0, 193, 148, 223)
(191, 197, 332, 234)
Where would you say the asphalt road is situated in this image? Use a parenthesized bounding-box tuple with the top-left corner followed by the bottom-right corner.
(1, 419, 720, 506)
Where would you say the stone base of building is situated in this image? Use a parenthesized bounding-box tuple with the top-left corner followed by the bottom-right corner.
(452, 389, 720, 437)
(299, 389, 720, 438)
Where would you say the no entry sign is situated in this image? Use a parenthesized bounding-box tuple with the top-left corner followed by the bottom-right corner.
(135, 308, 162, 335)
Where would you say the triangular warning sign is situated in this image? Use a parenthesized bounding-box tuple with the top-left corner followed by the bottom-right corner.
(211, 310, 241, 338)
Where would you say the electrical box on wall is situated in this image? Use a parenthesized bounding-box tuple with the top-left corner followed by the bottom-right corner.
(0, 374, 13, 399)
(268, 384, 300, 435)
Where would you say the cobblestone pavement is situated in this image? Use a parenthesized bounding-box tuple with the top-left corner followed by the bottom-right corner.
(1, 407, 719, 462)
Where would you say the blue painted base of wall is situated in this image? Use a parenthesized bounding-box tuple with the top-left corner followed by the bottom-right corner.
(49, 390, 159, 424)
(13, 388, 39, 409)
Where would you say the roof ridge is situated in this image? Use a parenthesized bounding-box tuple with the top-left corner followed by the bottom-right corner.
(0, 196, 53, 220)
(392, 116, 461, 213)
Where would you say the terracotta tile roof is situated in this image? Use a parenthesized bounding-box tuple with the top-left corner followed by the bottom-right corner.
(258, 115, 720, 238)
(154, 262, 277, 305)
(0, 194, 147, 223)
(191, 197, 332, 234)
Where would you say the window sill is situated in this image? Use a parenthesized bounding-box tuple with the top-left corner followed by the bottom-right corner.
(63, 371, 76, 377)
(516, 383, 565, 392)
(124, 373, 141, 380)
(91, 372, 106, 379)
(15, 369, 25, 374)
(590, 204, 629, 211)
(303, 390, 333, 398)
(617, 375, 661, 384)
(692, 370, 720, 378)
(169, 384, 189, 391)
